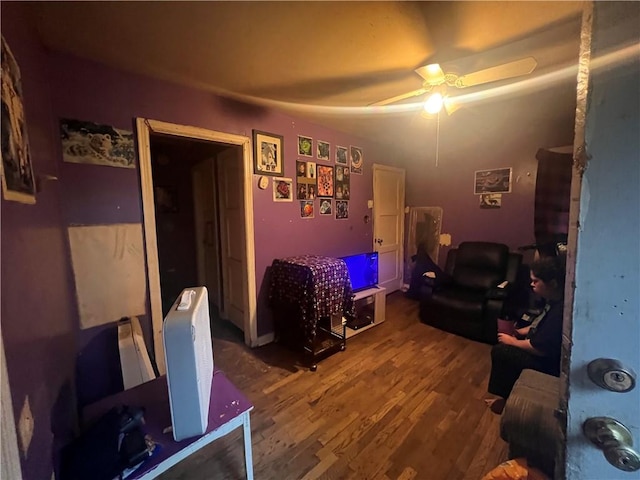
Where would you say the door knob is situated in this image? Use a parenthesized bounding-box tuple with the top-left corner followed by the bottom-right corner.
(583, 417, 640, 472)
(587, 358, 636, 392)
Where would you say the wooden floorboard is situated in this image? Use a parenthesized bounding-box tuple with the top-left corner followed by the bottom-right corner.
(158, 292, 508, 480)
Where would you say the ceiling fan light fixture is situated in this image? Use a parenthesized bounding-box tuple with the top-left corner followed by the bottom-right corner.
(423, 92, 444, 115)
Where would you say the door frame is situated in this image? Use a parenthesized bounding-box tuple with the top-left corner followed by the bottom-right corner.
(136, 118, 257, 375)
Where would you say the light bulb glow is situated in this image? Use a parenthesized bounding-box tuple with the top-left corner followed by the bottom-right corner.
(424, 93, 444, 114)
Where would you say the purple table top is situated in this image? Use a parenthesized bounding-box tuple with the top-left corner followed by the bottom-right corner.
(84, 370, 253, 478)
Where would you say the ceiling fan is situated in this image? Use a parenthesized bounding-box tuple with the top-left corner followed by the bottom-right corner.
(371, 56, 537, 114)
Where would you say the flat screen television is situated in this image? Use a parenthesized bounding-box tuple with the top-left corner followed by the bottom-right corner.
(340, 251, 379, 292)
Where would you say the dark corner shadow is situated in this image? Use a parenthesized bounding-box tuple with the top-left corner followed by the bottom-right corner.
(214, 95, 269, 118)
(212, 265, 305, 374)
(51, 379, 78, 479)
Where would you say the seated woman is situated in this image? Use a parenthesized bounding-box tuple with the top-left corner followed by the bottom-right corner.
(485, 256, 565, 414)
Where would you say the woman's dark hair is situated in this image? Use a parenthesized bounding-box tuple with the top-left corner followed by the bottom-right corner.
(530, 256, 566, 288)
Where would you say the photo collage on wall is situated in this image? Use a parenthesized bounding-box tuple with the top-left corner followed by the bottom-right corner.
(296, 135, 359, 220)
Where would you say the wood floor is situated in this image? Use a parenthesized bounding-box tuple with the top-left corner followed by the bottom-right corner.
(159, 292, 509, 480)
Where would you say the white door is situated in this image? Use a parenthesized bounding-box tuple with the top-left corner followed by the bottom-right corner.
(564, 3, 639, 478)
(372, 164, 405, 293)
(192, 158, 222, 310)
(217, 146, 247, 331)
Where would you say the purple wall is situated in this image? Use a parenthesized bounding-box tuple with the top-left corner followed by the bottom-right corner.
(393, 89, 576, 266)
(1, 4, 79, 479)
(46, 50, 383, 340)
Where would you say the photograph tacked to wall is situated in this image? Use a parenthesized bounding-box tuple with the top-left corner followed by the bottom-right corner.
(298, 135, 313, 157)
(1, 36, 36, 204)
(335, 165, 350, 200)
(350, 146, 363, 174)
(319, 199, 332, 216)
(474, 167, 512, 194)
(300, 200, 314, 219)
(317, 140, 330, 161)
(317, 165, 334, 197)
(61, 118, 136, 169)
(336, 145, 348, 165)
(480, 193, 502, 209)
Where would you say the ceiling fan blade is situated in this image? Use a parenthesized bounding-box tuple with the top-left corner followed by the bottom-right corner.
(370, 87, 428, 107)
(455, 57, 537, 88)
(414, 64, 446, 85)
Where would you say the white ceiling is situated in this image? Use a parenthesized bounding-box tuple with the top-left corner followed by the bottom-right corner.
(27, 1, 585, 156)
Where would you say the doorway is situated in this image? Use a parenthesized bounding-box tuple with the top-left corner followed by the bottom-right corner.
(136, 119, 257, 375)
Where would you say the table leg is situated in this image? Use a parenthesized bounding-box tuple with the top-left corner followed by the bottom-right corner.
(243, 412, 254, 480)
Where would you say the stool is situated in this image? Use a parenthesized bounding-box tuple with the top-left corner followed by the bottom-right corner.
(500, 369, 562, 477)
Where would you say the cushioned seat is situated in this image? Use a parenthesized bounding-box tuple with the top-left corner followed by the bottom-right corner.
(419, 241, 522, 344)
(500, 369, 561, 477)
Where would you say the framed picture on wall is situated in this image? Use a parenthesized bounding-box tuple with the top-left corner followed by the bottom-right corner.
(317, 140, 330, 161)
(253, 130, 284, 176)
(1, 36, 36, 204)
(474, 167, 512, 194)
(298, 135, 313, 157)
(273, 177, 293, 202)
(336, 145, 348, 165)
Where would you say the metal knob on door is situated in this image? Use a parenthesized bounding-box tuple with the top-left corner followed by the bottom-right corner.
(375, 238, 383, 245)
(583, 417, 640, 472)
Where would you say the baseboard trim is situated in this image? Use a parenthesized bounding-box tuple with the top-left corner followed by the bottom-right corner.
(255, 332, 275, 347)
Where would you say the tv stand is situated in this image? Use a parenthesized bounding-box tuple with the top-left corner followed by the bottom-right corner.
(345, 286, 386, 339)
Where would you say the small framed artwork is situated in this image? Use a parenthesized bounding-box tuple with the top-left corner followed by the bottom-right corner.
(335, 165, 350, 200)
(480, 193, 502, 209)
(317, 165, 334, 197)
(273, 177, 293, 202)
(336, 145, 348, 165)
(350, 146, 363, 174)
(335, 200, 349, 219)
(253, 130, 284, 176)
(319, 199, 333, 216)
(474, 167, 512, 194)
(1, 37, 36, 204)
(298, 135, 313, 157)
(61, 118, 136, 169)
(317, 140, 330, 161)
(300, 200, 314, 219)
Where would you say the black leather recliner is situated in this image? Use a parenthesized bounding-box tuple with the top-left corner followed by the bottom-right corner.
(419, 241, 522, 344)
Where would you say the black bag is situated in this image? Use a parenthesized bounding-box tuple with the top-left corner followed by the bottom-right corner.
(61, 405, 150, 480)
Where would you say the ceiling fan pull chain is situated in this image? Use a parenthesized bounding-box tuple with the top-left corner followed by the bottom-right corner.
(435, 112, 441, 168)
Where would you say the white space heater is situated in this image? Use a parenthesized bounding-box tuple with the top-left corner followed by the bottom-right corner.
(162, 286, 214, 441)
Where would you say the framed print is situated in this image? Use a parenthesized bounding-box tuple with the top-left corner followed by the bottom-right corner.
(61, 118, 136, 169)
(336, 200, 349, 219)
(317, 140, 330, 161)
(336, 145, 348, 165)
(273, 177, 293, 202)
(474, 167, 512, 194)
(319, 199, 332, 216)
(253, 130, 284, 176)
(300, 200, 314, 219)
(298, 135, 313, 157)
(1, 36, 36, 204)
(350, 145, 363, 174)
(335, 165, 350, 200)
(317, 165, 334, 197)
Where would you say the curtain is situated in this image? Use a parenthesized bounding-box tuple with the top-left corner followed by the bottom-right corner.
(534, 147, 573, 254)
